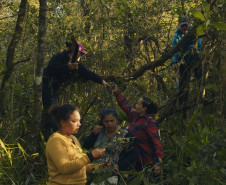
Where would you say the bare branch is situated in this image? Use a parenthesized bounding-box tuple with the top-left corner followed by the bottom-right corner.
(0, 58, 30, 76)
(105, 25, 199, 82)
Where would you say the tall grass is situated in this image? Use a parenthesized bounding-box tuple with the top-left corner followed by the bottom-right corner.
(0, 138, 47, 185)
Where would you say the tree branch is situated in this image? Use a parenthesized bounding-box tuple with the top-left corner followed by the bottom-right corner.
(0, 58, 30, 76)
(105, 25, 199, 82)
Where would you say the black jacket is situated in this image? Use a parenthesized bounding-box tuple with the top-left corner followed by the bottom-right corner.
(43, 50, 103, 84)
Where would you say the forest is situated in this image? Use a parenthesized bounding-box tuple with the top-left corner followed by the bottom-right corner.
(0, 0, 225, 184)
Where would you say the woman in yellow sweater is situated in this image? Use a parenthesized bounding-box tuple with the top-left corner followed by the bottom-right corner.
(46, 104, 105, 185)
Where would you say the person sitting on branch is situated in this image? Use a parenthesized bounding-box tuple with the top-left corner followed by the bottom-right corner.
(170, 16, 202, 108)
(42, 40, 110, 109)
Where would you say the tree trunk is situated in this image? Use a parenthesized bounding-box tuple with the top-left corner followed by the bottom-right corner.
(30, 0, 47, 153)
(0, 0, 27, 117)
(217, 2, 226, 127)
(81, 0, 91, 35)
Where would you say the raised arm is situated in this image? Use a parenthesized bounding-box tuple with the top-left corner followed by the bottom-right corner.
(83, 125, 103, 149)
(113, 87, 136, 120)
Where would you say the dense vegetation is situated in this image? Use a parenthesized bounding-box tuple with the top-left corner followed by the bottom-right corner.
(0, 0, 225, 184)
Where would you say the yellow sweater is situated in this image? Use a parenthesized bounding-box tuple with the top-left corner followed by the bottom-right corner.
(46, 132, 93, 185)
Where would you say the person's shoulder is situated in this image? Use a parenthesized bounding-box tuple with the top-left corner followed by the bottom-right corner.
(146, 115, 157, 124)
(46, 132, 64, 146)
(175, 28, 182, 35)
(51, 51, 66, 60)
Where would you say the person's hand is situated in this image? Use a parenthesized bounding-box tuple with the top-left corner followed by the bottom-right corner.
(68, 60, 78, 70)
(154, 164, 161, 176)
(92, 125, 103, 135)
(102, 80, 110, 88)
(99, 162, 111, 169)
(172, 64, 178, 72)
(113, 164, 120, 174)
(112, 84, 119, 93)
(91, 148, 105, 159)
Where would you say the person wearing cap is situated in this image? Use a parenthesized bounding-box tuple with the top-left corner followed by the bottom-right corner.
(42, 42, 110, 109)
(170, 16, 202, 107)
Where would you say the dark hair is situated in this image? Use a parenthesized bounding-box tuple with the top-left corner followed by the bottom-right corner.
(49, 104, 78, 130)
(100, 108, 119, 125)
(142, 97, 158, 114)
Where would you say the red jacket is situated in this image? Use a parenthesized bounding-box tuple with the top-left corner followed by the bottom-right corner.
(114, 90, 163, 165)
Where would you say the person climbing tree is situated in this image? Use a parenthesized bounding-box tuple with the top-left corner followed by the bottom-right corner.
(42, 41, 110, 109)
(170, 16, 202, 108)
(42, 40, 110, 140)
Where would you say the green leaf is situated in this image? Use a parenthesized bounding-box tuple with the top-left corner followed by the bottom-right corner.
(190, 9, 205, 21)
(210, 22, 226, 30)
(185, 110, 199, 136)
(196, 25, 205, 36)
(203, 2, 210, 12)
(187, 166, 194, 172)
(189, 176, 198, 185)
(0, 139, 12, 166)
(129, 173, 143, 185)
(17, 142, 28, 157)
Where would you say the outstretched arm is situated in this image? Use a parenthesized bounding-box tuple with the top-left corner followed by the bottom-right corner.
(113, 86, 136, 120)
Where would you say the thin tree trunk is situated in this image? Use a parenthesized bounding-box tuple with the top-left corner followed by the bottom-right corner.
(0, 0, 27, 117)
(81, 0, 90, 35)
(217, 2, 226, 127)
(30, 0, 47, 153)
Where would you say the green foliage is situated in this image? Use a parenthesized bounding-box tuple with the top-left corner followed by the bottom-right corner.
(161, 113, 226, 185)
(0, 139, 47, 185)
(0, 0, 225, 184)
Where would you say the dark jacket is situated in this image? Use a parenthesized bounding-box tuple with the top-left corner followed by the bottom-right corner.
(83, 127, 137, 171)
(42, 50, 103, 107)
(43, 50, 103, 84)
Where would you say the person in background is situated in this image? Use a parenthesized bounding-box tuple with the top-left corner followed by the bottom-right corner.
(42, 42, 109, 109)
(170, 16, 202, 107)
(113, 85, 163, 175)
(42, 42, 110, 139)
(46, 104, 105, 185)
(83, 108, 137, 171)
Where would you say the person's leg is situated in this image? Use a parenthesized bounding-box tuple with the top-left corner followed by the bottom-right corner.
(42, 79, 59, 140)
(178, 63, 192, 108)
(194, 59, 202, 79)
(178, 64, 186, 107)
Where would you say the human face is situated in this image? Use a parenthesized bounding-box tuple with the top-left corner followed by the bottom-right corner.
(103, 114, 118, 133)
(180, 24, 189, 35)
(135, 98, 147, 116)
(60, 110, 81, 135)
